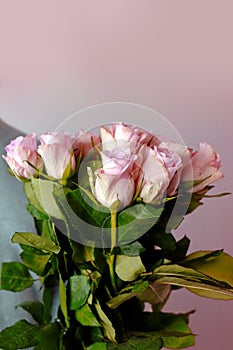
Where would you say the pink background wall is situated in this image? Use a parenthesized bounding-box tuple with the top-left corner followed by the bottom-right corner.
(1, 1, 233, 349)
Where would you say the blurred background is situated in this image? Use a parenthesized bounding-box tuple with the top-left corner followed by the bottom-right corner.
(0, 1, 233, 349)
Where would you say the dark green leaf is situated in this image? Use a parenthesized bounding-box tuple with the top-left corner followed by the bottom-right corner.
(0, 320, 41, 350)
(75, 304, 101, 327)
(120, 242, 145, 256)
(71, 240, 95, 264)
(34, 323, 60, 350)
(87, 343, 107, 350)
(16, 301, 44, 324)
(166, 236, 190, 262)
(26, 203, 49, 220)
(130, 311, 195, 348)
(19, 243, 49, 255)
(0, 262, 33, 292)
(34, 219, 57, 243)
(42, 287, 52, 324)
(149, 232, 176, 254)
(12, 232, 60, 254)
(107, 334, 163, 350)
(156, 313, 195, 348)
(59, 274, 70, 328)
(70, 275, 91, 310)
(66, 188, 110, 228)
(118, 204, 163, 245)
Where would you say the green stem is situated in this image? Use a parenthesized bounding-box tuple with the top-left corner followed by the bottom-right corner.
(110, 210, 117, 253)
(108, 209, 118, 294)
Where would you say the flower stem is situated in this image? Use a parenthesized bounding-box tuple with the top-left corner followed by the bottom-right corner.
(108, 209, 118, 294)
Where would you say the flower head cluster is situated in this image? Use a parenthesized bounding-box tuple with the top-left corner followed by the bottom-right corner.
(3, 123, 223, 209)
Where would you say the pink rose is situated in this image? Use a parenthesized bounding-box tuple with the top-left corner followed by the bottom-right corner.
(158, 141, 190, 195)
(72, 130, 100, 158)
(136, 145, 170, 203)
(100, 123, 139, 152)
(87, 147, 136, 209)
(100, 123, 160, 153)
(181, 142, 223, 192)
(38, 131, 76, 180)
(2, 133, 42, 179)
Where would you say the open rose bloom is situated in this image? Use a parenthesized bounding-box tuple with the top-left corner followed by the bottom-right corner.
(3, 122, 223, 205)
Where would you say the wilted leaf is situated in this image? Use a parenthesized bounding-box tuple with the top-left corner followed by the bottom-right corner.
(182, 250, 233, 285)
(137, 283, 171, 310)
(153, 264, 233, 300)
(95, 300, 116, 343)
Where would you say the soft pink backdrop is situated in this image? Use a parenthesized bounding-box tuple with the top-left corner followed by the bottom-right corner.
(1, 1, 233, 349)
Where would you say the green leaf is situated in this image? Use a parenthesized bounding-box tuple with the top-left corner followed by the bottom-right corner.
(107, 281, 149, 309)
(30, 178, 64, 219)
(149, 232, 176, 254)
(0, 320, 41, 350)
(34, 323, 60, 350)
(70, 275, 91, 310)
(129, 311, 194, 348)
(107, 334, 163, 349)
(20, 251, 51, 275)
(12, 232, 60, 254)
(87, 343, 107, 350)
(42, 287, 52, 324)
(95, 300, 116, 343)
(24, 181, 44, 213)
(153, 264, 233, 300)
(16, 301, 44, 324)
(156, 314, 195, 349)
(66, 188, 110, 228)
(118, 204, 163, 245)
(115, 255, 146, 282)
(0, 262, 33, 292)
(107, 292, 138, 309)
(75, 304, 101, 327)
(120, 242, 145, 256)
(59, 274, 70, 328)
(71, 240, 95, 264)
(26, 203, 49, 220)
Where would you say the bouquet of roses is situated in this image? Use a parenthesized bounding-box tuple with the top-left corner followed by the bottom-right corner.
(1, 122, 232, 350)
